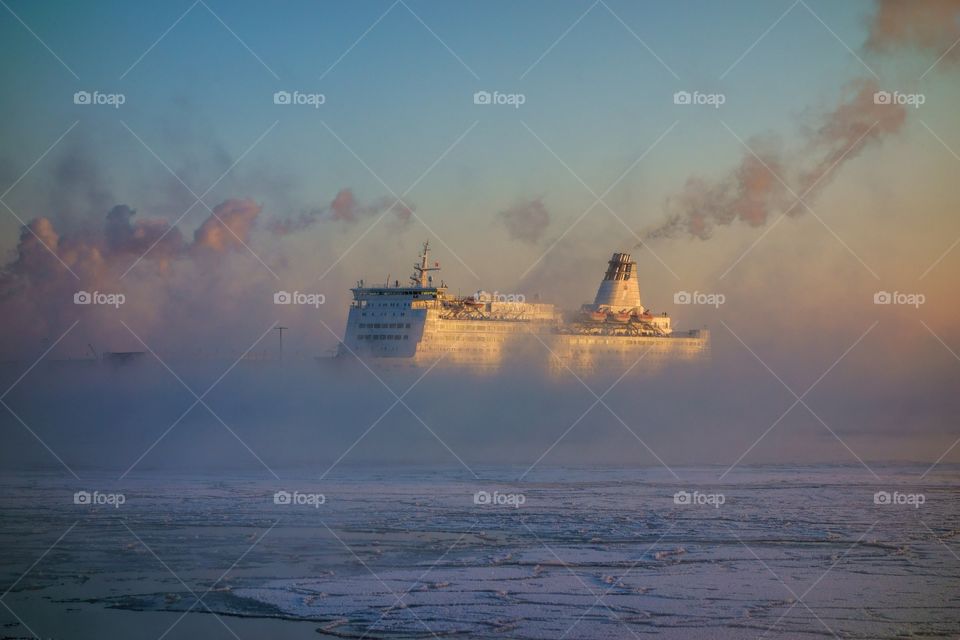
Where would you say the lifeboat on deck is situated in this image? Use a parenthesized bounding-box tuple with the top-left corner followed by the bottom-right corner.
(609, 310, 632, 323)
(583, 308, 607, 322)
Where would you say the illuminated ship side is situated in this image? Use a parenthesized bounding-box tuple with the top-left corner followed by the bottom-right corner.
(339, 242, 709, 373)
(340, 242, 558, 369)
(548, 252, 709, 373)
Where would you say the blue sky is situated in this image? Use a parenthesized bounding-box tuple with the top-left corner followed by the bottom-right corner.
(0, 0, 885, 235)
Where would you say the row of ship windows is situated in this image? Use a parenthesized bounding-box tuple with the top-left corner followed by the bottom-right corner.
(565, 339, 671, 345)
(359, 323, 411, 329)
(361, 312, 407, 317)
(419, 347, 497, 354)
(437, 323, 532, 332)
(358, 334, 409, 341)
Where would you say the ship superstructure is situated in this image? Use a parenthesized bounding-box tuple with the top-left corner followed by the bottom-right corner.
(340, 242, 708, 373)
(573, 251, 673, 336)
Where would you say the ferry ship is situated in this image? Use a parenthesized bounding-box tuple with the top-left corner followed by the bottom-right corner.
(339, 242, 709, 373)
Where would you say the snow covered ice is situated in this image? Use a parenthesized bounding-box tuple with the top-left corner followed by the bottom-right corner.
(0, 465, 957, 639)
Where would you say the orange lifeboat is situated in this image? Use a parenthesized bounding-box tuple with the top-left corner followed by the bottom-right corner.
(585, 309, 607, 322)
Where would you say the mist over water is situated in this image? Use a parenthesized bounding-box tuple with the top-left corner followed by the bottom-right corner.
(1, 1, 959, 637)
(2, 340, 956, 477)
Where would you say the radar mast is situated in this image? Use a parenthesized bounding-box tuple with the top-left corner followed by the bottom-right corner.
(410, 240, 441, 287)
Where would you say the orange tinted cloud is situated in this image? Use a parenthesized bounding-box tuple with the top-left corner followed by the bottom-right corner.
(866, 0, 960, 64)
(192, 198, 262, 252)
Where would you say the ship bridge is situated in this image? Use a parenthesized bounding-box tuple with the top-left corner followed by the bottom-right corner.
(350, 241, 447, 304)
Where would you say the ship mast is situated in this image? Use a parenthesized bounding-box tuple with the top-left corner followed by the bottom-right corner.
(410, 240, 440, 287)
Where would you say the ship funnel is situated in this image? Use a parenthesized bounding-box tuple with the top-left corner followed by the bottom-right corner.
(592, 252, 643, 311)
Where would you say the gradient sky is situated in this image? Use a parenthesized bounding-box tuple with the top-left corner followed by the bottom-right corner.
(0, 1, 958, 468)
(0, 1, 954, 271)
(1, 0, 940, 249)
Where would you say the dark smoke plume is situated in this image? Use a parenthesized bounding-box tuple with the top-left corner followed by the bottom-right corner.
(644, 79, 906, 241)
(498, 198, 551, 244)
(269, 188, 413, 235)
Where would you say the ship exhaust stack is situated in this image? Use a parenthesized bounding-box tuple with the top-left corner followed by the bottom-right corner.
(592, 252, 643, 312)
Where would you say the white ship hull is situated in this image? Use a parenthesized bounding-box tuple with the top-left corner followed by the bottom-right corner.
(338, 243, 709, 374)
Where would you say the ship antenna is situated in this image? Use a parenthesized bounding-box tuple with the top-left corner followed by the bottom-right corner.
(410, 239, 440, 287)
